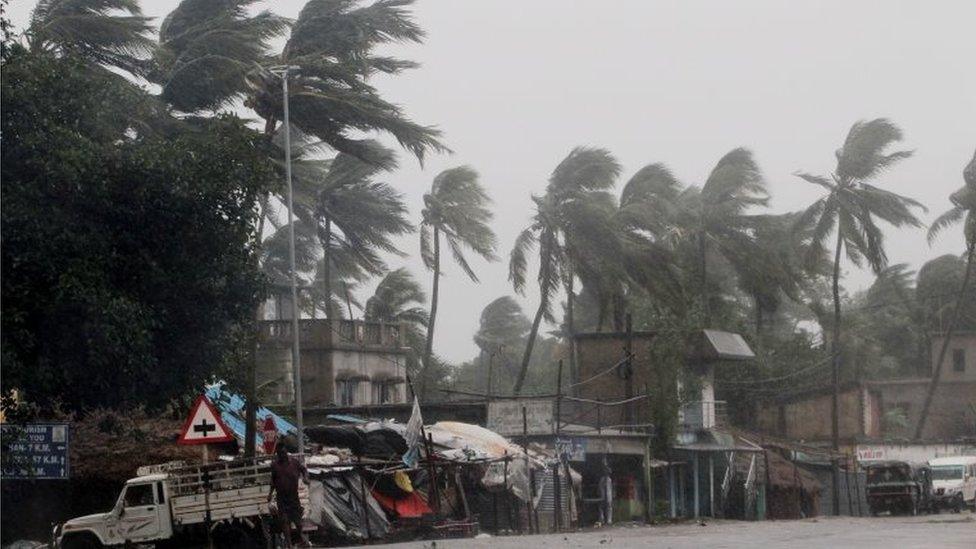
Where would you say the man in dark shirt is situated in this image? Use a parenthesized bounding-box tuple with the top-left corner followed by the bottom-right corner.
(268, 445, 310, 548)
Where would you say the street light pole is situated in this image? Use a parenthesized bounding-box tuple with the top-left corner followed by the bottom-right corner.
(272, 65, 304, 459)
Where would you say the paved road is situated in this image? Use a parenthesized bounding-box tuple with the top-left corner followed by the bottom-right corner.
(361, 514, 976, 549)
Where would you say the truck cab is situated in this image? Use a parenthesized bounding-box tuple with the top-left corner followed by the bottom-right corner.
(929, 456, 976, 512)
(55, 474, 175, 548)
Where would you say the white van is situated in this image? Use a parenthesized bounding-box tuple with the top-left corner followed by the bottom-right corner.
(928, 456, 976, 512)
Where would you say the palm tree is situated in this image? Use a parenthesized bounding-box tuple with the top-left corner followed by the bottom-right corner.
(794, 119, 924, 470)
(364, 268, 430, 390)
(302, 144, 411, 318)
(419, 167, 497, 392)
(915, 148, 976, 438)
(688, 149, 769, 322)
(510, 147, 620, 395)
(26, 0, 154, 77)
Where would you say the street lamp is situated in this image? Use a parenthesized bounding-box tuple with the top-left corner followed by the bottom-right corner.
(269, 65, 305, 459)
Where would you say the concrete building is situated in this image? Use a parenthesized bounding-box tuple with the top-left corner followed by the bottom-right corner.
(930, 331, 976, 382)
(256, 318, 410, 407)
(753, 332, 976, 443)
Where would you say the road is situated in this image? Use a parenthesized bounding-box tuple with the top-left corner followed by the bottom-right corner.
(360, 514, 976, 549)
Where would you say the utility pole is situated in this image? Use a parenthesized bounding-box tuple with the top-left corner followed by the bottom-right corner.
(271, 65, 304, 459)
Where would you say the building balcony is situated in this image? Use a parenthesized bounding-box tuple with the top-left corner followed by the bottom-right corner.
(258, 318, 405, 351)
(679, 400, 728, 430)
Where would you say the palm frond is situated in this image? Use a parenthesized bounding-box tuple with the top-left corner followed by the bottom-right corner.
(836, 118, 913, 181)
(509, 226, 538, 294)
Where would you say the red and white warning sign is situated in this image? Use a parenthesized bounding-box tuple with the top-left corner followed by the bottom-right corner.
(178, 395, 234, 445)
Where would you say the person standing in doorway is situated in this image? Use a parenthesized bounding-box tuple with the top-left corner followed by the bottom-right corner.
(268, 445, 310, 548)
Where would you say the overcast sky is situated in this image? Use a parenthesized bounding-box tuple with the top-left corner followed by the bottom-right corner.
(9, 1, 976, 362)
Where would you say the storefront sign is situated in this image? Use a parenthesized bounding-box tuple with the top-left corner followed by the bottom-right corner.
(487, 398, 554, 436)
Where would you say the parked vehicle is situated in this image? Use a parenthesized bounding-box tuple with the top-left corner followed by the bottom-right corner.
(865, 460, 933, 516)
(52, 457, 307, 548)
(929, 456, 976, 513)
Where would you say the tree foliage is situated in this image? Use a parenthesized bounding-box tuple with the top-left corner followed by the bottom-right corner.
(1, 49, 274, 413)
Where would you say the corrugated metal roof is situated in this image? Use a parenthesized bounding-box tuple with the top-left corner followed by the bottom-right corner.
(205, 383, 297, 449)
(702, 329, 755, 361)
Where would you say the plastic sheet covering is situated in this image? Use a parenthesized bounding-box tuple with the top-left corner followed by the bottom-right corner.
(309, 473, 390, 539)
(427, 422, 553, 503)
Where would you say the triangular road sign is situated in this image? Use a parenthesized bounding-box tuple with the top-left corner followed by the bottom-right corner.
(178, 395, 234, 445)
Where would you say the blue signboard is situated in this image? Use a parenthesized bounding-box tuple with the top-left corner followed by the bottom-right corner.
(1, 423, 70, 480)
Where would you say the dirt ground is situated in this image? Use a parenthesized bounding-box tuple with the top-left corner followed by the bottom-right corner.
(359, 513, 976, 549)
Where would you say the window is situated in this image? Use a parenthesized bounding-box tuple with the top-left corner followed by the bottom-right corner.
(953, 349, 965, 372)
(124, 484, 155, 507)
(156, 482, 165, 504)
(372, 381, 402, 404)
(336, 380, 359, 406)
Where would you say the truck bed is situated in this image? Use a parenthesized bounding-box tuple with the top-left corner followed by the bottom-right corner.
(166, 457, 308, 526)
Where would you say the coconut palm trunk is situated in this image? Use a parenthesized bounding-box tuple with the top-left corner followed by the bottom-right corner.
(244, 194, 270, 458)
(915, 243, 975, 438)
(320, 219, 333, 318)
(828, 226, 844, 516)
(515, 296, 548, 396)
(565, 274, 577, 391)
(422, 227, 441, 395)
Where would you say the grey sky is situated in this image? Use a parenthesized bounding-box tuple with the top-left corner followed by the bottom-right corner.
(9, 1, 976, 363)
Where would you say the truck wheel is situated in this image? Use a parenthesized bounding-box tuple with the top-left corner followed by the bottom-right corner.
(60, 534, 103, 549)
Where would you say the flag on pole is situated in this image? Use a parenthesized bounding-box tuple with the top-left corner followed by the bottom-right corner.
(402, 396, 424, 467)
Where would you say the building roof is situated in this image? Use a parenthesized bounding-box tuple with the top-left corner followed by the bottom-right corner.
(700, 329, 755, 361)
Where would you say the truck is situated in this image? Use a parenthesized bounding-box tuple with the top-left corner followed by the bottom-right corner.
(865, 460, 933, 516)
(929, 455, 976, 513)
(52, 457, 307, 548)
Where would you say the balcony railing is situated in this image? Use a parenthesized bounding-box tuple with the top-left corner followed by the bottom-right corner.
(258, 319, 403, 349)
(679, 400, 728, 430)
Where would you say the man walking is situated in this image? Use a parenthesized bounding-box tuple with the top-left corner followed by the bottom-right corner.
(268, 445, 310, 548)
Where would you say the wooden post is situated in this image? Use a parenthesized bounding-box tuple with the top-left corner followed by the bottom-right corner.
(426, 432, 440, 514)
(553, 462, 562, 532)
(693, 453, 700, 518)
(624, 314, 634, 426)
(709, 454, 715, 518)
(521, 405, 534, 534)
(357, 457, 372, 540)
(669, 465, 677, 518)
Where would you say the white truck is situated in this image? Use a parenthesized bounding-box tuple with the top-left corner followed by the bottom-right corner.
(52, 457, 307, 548)
(929, 455, 976, 513)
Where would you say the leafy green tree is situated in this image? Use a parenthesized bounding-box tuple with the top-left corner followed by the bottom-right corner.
(916, 148, 976, 438)
(419, 167, 497, 390)
(25, 0, 154, 76)
(1, 49, 273, 412)
(794, 119, 925, 451)
(509, 147, 620, 395)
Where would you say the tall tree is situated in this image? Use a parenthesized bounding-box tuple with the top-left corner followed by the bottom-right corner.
(364, 268, 430, 388)
(26, 0, 154, 77)
(509, 147, 620, 395)
(1, 49, 273, 412)
(419, 167, 497, 393)
(915, 148, 976, 438)
(302, 144, 410, 318)
(688, 148, 769, 322)
(794, 119, 924, 512)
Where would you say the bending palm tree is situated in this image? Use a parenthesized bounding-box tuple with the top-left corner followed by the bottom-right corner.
(794, 119, 924, 512)
(420, 167, 497, 393)
(915, 149, 976, 438)
(26, 0, 154, 77)
(510, 147, 620, 395)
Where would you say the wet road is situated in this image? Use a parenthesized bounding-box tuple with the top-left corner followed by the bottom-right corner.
(359, 513, 976, 549)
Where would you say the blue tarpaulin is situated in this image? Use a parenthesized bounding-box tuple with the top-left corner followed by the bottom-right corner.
(204, 383, 296, 450)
